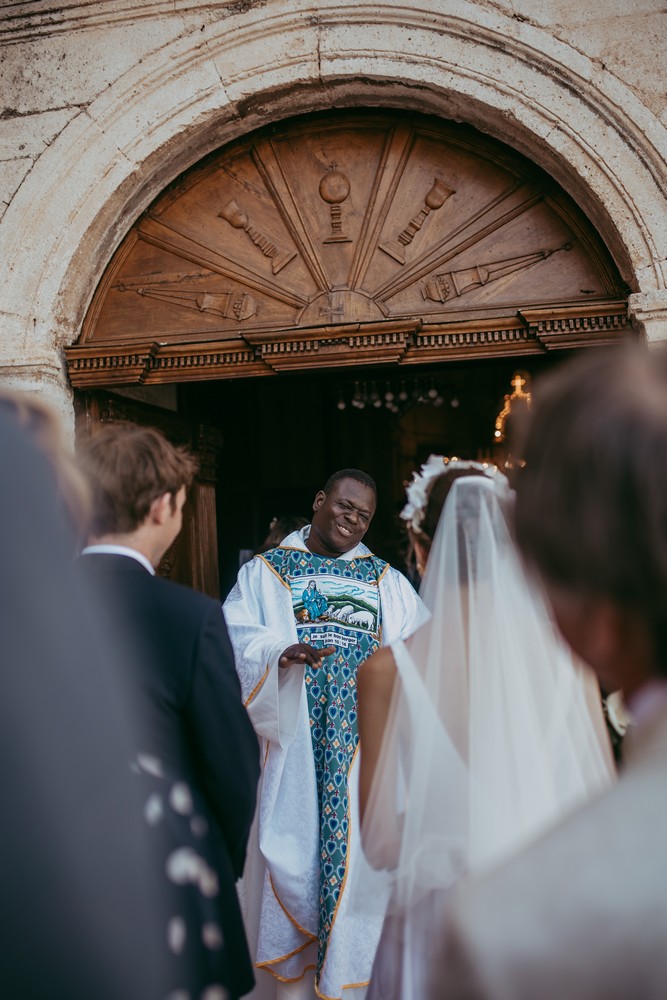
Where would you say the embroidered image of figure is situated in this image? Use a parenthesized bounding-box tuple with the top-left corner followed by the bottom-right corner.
(302, 579, 328, 621)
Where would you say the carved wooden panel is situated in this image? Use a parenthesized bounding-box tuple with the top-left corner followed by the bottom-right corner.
(69, 111, 629, 385)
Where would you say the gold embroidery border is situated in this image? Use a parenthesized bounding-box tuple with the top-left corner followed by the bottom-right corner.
(258, 962, 317, 984)
(257, 552, 292, 590)
(317, 743, 360, 984)
(269, 873, 318, 942)
(244, 662, 270, 707)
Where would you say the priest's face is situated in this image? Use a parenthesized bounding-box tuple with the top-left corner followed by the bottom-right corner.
(307, 478, 376, 557)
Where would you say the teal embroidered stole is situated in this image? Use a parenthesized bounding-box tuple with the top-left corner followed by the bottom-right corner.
(262, 546, 387, 980)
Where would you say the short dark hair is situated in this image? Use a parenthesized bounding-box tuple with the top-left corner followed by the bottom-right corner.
(514, 345, 667, 675)
(323, 469, 377, 495)
(78, 423, 198, 536)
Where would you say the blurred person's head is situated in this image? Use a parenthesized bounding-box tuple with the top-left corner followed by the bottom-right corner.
(514, 345, 667, 698)
(78, 424, 198, 567)
(0, 403, 167, 1000)
(0, 388, 91, 540)
(255, 513, 309, 554)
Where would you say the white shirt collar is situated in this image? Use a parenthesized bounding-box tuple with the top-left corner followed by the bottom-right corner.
(81, 543, 156, 576)
(279, 524, 371, 562)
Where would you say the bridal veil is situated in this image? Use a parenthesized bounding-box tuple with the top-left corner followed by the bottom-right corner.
(359, 465, 614, 922)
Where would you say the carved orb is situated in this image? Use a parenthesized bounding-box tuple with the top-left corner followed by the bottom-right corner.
(319, 170, 351, 205)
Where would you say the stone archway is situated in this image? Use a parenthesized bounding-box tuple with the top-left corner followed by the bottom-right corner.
(1, 1, 666, 420)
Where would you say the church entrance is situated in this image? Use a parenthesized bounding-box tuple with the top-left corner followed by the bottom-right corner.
(76, 349, 563, 598)
(68, 108, 630, 596)
(180, 353, 565, 596)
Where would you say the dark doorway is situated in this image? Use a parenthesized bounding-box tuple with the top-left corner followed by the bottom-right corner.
(180, 352, 568, 597)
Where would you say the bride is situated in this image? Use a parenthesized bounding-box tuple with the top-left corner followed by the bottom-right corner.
(356, 457, 615, 999)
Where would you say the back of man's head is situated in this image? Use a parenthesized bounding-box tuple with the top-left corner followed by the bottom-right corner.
(514, 344, 667, 675)
(78, 424, 198, 537)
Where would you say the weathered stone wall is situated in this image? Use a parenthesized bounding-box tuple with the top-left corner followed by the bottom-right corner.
(1, 0, 666, 422)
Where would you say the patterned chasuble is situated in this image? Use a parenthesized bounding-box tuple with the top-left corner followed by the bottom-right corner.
(262, 546, 387, 979)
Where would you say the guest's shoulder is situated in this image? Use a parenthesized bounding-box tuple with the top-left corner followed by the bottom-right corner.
(150, 574, 221, 620)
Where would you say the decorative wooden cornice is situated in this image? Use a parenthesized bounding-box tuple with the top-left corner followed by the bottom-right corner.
(519, 300, 630, 349)
(65, 342, 161, 387)
(406, 316, 537, 363)
(65, 301, 630, 387)
(148, 338, 268, 383)
(243, 319, 417, 371)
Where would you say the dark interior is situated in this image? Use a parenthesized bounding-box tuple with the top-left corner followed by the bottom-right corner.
(180, 351, 570, 597)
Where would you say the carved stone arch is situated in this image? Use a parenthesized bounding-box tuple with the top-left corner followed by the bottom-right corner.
(67, 110, 629, 386)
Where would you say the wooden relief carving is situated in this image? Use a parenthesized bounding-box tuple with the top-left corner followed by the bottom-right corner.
(319, 167, 352, 244)
(380, 178, 455, 264)
(218, 199, 296, 273)
(69, 111, 628, 385)
(421, 245, 571, 303)
(115, 273, 260, 321)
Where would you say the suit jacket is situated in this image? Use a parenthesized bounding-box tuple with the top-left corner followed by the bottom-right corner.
(431, 705, 667, 999)
(80, 553, 261, 998)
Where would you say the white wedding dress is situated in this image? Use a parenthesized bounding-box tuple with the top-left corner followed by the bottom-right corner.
(356, 471, 615, 1000)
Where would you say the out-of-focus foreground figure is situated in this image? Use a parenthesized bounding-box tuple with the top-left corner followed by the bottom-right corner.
(431, 346, 667, 999)
(0, 398, 165, 998)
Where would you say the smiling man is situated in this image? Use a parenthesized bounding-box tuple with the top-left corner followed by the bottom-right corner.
(224, 469, 428, 1000)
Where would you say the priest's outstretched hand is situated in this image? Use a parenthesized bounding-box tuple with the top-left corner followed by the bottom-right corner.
(279, 643, 336, 668)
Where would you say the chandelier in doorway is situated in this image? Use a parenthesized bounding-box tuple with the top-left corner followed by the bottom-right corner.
(335, 377, 455, 415)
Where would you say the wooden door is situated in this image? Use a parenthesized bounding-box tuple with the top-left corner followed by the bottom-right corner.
(75, 391, 222, 598)
(66, 110, 629, 388)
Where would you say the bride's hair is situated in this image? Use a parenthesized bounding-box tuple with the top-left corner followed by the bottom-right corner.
(418, 468, 484, 541)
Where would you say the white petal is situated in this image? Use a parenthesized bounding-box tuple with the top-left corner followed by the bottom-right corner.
(167, 916, 187, 955)
(137, 753, 165, 779)
(166, 848, 201, 885)
(144, 793, 164, 825)
(201, 988, 227, 1000)
(170, 782, 194, 816)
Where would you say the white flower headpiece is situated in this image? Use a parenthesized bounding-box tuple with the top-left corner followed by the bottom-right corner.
(400, 455, 504, 532)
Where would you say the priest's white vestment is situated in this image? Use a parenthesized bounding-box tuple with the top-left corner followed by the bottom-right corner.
(223, 527, 428, 1000)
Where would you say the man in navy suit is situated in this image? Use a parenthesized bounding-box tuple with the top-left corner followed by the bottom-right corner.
(79, 423, 260, 999)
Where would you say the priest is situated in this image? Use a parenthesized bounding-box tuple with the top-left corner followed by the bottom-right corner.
(224, 469, 428, 1000)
